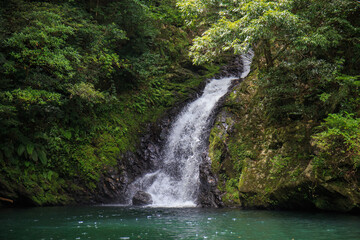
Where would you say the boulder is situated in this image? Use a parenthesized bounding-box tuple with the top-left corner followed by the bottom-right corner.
(132, 191, 153, 206)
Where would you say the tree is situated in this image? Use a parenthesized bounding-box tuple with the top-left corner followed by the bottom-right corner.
(179, 0, 359, 69)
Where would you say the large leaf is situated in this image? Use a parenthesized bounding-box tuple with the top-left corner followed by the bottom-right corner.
(27, 144, 34, 155)
(17, 144, 25, 156)
(38, 150, 47, 165)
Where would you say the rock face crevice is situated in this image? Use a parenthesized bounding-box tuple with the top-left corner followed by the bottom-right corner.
(198, 155, 224, 207)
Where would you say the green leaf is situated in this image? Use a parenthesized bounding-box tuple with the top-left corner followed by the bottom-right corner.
(64, 130, 72, 140)
(24, 161, 30, 167)
(38, 150, 47, 165)
(319, 93, 331, 102)
(31, 151, 38, 162)
(17, 144, 26, 156)
(27, 144, 34, 155)
(47, 170, 54, 181)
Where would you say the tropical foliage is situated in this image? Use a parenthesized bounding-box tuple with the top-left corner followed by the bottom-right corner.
(0, 0, 212, 205)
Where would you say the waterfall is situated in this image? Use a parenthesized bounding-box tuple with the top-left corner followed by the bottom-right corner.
(240, 49, 254, 78)
(132, 53, 253, 208)
(141, 77, 236, 207)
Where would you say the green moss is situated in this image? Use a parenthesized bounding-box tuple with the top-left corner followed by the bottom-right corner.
(208, 71, 360, 211)
(269, 155, 292, 178)
(222, 178, 241, 205)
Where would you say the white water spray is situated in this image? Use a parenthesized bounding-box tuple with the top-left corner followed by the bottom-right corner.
(144, 77, 235, 207)
(240, 49, 254, 78)
(133, 53, 253, 208)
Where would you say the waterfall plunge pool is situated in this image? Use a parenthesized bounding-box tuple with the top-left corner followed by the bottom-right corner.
(1, 206, 360, 240)
(2, 52, 358, 240)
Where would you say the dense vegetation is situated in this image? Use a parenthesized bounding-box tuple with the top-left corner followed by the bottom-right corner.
(0, 0, 218, 205)
(180, 0, 360, 211)
(1, 0, 359, 210)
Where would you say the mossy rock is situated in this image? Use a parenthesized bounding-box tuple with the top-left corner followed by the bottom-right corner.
(208, 71, 360, 212)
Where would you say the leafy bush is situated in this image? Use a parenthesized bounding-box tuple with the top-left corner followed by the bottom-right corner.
(0, 0, 208, 205)
(312, 113, 360, 174)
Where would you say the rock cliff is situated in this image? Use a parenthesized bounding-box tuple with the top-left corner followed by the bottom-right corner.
(208, 71, 360, 212)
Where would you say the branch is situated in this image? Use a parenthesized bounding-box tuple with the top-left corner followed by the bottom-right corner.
(0, 197, 14, 204)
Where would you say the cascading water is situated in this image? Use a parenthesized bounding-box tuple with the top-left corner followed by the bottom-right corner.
(240, 49, 254, 78)
(135, 77, 236, 207)
(132, 51, 254, 207)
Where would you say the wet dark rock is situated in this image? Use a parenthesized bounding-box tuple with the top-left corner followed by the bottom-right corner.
(132, 191, 153, 206)
(216, 55, 244, 79)
(198, 155, 223, 208)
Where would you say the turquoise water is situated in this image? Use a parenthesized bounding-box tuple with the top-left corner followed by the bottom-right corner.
(1, 206, 359, 240)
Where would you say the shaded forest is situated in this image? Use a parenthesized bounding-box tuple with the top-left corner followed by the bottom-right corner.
(0, 0, 218, 205)
(1, 0, 359, 210)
